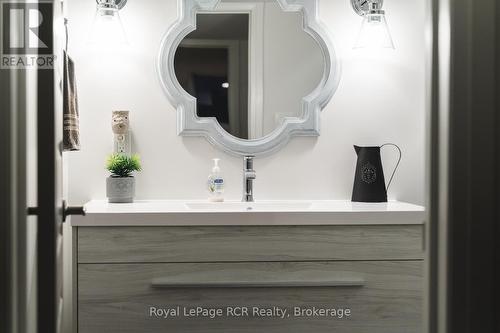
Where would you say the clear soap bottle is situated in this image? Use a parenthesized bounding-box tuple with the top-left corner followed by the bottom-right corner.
(207, 158, 224, 202)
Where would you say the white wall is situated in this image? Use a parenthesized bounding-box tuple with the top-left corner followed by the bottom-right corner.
(66, 0, 426, 205)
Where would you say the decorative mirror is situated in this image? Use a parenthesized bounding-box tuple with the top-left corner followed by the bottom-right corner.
(158, 0, 340, 156)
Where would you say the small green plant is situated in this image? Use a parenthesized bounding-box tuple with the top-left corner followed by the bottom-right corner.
(106, 154, 142, 177)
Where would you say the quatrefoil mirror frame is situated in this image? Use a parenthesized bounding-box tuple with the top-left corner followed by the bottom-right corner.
(157, 0, 341, 156)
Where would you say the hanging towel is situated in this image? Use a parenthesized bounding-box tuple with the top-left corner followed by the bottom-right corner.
(63, 50, 81, 151)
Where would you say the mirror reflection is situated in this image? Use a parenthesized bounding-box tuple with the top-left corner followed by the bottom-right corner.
(174, 1, 324, 140)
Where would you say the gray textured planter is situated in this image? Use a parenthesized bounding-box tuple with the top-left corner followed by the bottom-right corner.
(106, 176, 135, 203)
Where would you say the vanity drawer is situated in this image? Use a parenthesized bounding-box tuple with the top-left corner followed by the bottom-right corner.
(77, 225, 423, 263)
(78, 261, 422, 333)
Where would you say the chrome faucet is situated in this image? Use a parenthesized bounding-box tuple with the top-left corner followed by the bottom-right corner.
(242, 156, 256, 202)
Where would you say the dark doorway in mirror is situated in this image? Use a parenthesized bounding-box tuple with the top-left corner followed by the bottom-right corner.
(193, 73, 229, 125)
(174, 13, 250, 139)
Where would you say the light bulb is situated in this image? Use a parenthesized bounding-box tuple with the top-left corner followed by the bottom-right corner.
(354, 12, 395, 49)
(351, 0, 395, 50)
(88, 0, 127, 45)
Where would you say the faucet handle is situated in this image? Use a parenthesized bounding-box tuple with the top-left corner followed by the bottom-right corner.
(243, 155, 255, 169)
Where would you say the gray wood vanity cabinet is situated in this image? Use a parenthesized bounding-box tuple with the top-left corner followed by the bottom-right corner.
(73, 223, 424, 333)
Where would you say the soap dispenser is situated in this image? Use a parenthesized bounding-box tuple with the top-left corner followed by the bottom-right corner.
(207, 158, 225, 202)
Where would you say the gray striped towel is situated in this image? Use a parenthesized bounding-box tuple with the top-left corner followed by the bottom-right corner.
(63, 50, 80, 151)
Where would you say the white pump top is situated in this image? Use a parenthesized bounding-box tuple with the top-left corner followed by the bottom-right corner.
(212, 158, 221, 173)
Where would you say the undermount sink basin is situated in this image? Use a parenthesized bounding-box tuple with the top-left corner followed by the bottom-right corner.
(185, 201, 313, 212)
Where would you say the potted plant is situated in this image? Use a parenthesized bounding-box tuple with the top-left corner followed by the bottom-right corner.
(105, 154, 141, 203)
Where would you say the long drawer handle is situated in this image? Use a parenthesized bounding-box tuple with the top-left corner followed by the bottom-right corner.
(151, 278, 365, 289)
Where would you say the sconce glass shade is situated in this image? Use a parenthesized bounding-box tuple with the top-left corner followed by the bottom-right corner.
(354, 12, 395, 49)
(88, 0, 127, 45)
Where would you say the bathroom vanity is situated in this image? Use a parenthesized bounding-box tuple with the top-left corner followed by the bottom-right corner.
(71, 200, 425, 333)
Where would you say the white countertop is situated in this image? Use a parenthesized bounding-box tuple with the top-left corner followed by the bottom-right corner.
(71, 200, 426, 226)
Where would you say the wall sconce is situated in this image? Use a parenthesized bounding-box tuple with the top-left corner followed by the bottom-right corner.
(88, 0, 128, 45)
(351, 0, 395, 49)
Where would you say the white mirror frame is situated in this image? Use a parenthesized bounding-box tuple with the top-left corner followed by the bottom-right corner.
(157, 0, 341, 156)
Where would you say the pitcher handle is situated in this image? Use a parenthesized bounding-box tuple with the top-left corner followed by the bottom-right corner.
(381, 143, 402, 191)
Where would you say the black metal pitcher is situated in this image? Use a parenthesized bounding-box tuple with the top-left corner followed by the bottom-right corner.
(351, 143, 402, 203)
